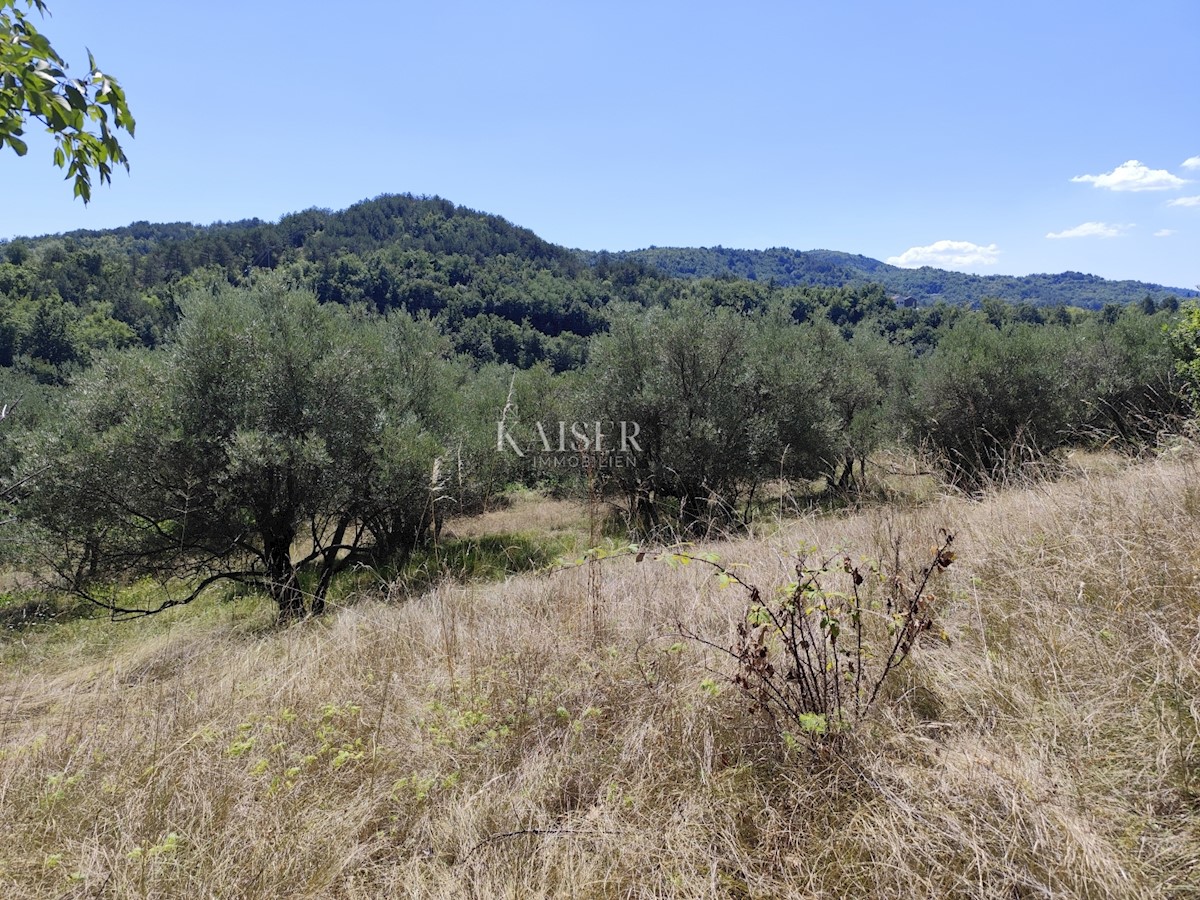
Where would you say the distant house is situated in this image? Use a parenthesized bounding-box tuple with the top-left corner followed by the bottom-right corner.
(890, 294, 918, 308)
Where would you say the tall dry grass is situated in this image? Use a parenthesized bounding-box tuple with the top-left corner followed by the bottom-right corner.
(2, 452, 1199, 898)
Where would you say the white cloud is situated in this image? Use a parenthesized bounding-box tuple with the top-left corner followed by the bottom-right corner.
(1154, 229, 1176, 238)
(1071, 159, 1187, 191)
(1045, 221, 1127, 239)
(1182, 156, 1200, 170)
(1168, 195, 1200, 207)
(886, 240, 1000, 270)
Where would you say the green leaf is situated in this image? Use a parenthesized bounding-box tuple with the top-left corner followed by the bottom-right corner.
(63, 82, 86, 110)
(796, 712, 827, 735)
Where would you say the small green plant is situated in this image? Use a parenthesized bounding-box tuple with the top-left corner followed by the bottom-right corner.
(127, 832, 182, 860)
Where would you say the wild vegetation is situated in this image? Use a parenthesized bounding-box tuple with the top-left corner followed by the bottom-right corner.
(0, 196, 1195, 616)
(2, 452, 1200, 897)
(0, 194, 1192, 376)
(2, 195, 1200, 896)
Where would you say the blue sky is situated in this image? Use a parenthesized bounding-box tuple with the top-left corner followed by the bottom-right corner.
(2, 0, 1198, 289)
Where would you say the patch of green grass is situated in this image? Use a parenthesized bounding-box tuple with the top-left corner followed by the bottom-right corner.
(0, 527, 580, 656)
(0, 579, 277, 671)
(398, 531, 579, 592)
(0, 591, 96, 631)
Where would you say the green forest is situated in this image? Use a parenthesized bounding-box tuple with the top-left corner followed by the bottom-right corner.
(1, 193, 1197, 620)
(588, 245, 1199, 307)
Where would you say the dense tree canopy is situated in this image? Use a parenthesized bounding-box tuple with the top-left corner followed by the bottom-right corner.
(594, 246, 1197, 308)
(16, 277, 455, 618)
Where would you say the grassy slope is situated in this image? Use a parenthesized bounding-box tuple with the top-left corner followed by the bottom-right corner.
(1, 456, 1199, 898)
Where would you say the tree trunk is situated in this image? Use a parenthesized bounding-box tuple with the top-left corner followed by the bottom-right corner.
(264, 534, 303, 620)
(836, 451, 855, 492)
(310, 517, 352, 618)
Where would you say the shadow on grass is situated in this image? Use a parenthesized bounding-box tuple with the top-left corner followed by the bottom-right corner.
(0, 591, 102, 632)
(0, 530, 579, 637)
(393, 532, 577, 596)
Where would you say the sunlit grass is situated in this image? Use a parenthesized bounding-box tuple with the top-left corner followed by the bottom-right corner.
(2, 457, 1199, 897)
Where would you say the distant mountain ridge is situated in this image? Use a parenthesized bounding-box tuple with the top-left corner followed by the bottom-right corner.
(4, 193, 1195, 309)
(580, 246, 1198, 308)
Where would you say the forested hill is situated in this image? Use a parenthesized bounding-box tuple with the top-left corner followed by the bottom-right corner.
(0, 194, 610, 372)
(6, 192, 1191, 308)
(2, 192, 1199, 577)
(29, 194, 580, 275)
(1, 192, 1196, 378)
(583, 246, 1197, 307)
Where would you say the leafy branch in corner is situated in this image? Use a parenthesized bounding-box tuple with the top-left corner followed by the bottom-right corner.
(1, 0, 136, 201)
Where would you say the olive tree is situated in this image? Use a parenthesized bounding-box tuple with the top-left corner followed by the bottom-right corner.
(582, 301, 756, 532)
(583, 300, 837, 533)
(800, 320, 902, 492)
(15, 276, 448, 619)
(1077, 308, 1185, 447)
(905, 316, 1084, 485)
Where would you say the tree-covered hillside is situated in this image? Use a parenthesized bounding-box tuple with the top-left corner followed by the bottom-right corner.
(3, 192, 1200, 623)
(586, 246, 1197, 308)
(0, 194, 653, 372)
(2, 194, 1193, 380)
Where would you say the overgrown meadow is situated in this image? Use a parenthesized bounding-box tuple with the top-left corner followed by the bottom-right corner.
(3, 451, 1200, 897)
(2, 196, 1199, 897)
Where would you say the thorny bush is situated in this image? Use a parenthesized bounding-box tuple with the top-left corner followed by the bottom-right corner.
(681, 530, 956, 746)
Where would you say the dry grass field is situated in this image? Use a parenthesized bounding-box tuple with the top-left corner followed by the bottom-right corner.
(2, 450, 1199, 898)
